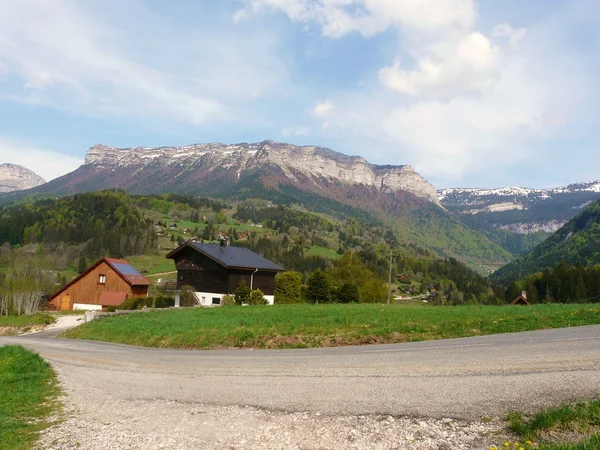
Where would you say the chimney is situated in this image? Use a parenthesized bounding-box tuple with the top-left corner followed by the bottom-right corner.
(521, 290, 527, 299)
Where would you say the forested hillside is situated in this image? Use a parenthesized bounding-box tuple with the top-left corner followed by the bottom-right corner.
(0, 191, 157, 268)
(0, 190, 505, 305)
(492, 200, 600, 283)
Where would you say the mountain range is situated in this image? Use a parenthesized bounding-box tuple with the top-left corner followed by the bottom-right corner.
(0, 141, 511, 266)
(3, 140, 599, 275)
(438, 184, 600, 255)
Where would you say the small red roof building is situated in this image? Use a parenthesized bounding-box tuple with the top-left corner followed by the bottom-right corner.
(48, 257, 150, 311)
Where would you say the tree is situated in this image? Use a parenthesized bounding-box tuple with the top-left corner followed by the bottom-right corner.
(306, 270, 331, 304)
(248, 289, 267, 306)
(234, 280, 251, 305)
(180, 285, 198, 307)
(77, 256, 87, 273)
(274, 271, 303, 304)
(336, 282, 359, 303)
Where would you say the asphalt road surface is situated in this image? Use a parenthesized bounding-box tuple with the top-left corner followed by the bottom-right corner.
(2, 324, 599, 420)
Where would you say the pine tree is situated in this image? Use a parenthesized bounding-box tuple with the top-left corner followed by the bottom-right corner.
(307, 270, 331, 304)
(234, 280, 251, 305)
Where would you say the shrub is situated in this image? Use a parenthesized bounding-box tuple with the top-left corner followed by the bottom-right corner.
(336, 282, 359, 303)
(274, 271, 303, 304)
(106, 306, 116, 312)
(222, 294, 235, 306)
(118, 297, 146, 310)
(248, 289, 267, 306)
(179, 285, 198, 307)
(234, 281, 251, 305)
(154, 295, 175, 308)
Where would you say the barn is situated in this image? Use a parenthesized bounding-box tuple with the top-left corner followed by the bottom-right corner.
(166, 241, 285, 306)
(48, 257, 151, 311)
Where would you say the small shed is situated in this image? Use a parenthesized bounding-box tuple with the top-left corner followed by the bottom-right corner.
(511, 290, 530, 306)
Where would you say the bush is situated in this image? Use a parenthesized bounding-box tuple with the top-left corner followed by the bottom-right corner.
(117, 297, 146, 310)
(234, 281, 251, 305)
(222, 295, 235, 306)
(107, 306, 117, 312)
(336, 282, 359, 303)
(179, 285, 198, 307)
(154, 295, 175, 308)
(274, 271, 303, 304)
(248, 289, 267, 306)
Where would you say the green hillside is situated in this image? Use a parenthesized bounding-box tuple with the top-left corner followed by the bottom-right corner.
(492, 200, 600, 283)
(0, 190, 503, 306)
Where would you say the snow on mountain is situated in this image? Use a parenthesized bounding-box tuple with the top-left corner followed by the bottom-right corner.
(85, 141, 440, 205)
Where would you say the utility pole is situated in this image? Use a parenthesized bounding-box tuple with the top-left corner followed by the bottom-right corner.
(387, 251, 393, 305)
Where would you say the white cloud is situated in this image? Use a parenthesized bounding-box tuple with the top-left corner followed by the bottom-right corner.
(0, 138, 83, 181)
(379, 32, 499, 97)
(313, 100, 334, 117)
(237, 0, 476, 37)
(282, 125, 310, 136)
(493, 23, 527, 46)
(0, 0, 288, 125)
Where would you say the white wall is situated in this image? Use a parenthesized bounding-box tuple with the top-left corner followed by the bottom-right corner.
(73, 303, 102, 311)
(194, 292, 225, 307)
(194, 292, 275, 306)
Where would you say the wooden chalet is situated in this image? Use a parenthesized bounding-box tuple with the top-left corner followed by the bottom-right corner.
(48, 257, 151, 311)
(166, 241, 285, 306)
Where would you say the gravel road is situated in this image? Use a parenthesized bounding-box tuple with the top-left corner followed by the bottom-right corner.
(1, 324, 598, 449)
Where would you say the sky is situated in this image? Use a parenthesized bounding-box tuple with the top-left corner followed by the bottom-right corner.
(0, 0, 598, 189)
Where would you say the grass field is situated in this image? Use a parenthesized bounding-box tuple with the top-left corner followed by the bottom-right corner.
(0, 345, 60, 450)
(305, 245, 342, 259)
(61, 303, 600, 350)
(127, 254, 175, 275)
(0, 314, 55, 327)
(502, 399, 600, 449)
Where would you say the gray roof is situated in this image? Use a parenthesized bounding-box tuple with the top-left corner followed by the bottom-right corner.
(170, 242, 285, 271)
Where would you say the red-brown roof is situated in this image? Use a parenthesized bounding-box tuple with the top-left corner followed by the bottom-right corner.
(511, 295, 530, 305)
(98, 291, 127, 306)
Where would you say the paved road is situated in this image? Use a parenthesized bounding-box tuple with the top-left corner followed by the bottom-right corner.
(2, 325, 599, 420)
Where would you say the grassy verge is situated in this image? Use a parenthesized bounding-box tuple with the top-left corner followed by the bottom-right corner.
(0, 345, 61, 450)
(0, 314, 56, 335)
(61, 303, 600, 350)
(0, 314, 56, 327)
(499, 399, 600, 449)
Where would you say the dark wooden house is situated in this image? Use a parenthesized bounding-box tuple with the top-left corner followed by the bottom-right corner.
(48, 257, 151, 311)
(166, 241, 285, 306)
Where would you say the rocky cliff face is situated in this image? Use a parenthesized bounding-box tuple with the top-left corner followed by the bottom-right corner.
(0, 163, 46, 193)
(84, 141, 440, 205)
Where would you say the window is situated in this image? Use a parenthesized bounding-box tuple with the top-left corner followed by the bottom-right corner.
(212, 297, 221, 305)
(98, 274, 106, 284)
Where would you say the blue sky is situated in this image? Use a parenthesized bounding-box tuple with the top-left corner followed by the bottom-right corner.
(0, 0, 598, 189)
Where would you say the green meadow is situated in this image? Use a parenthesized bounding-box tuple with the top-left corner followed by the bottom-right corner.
(61, 303, 600, 350)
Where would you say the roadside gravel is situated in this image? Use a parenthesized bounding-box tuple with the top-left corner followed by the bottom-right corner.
(39, 366, 510, 450)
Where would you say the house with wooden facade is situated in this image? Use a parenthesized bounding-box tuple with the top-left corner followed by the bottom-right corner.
(166, 241, 285, 306)
(48, 257, 151, 311)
